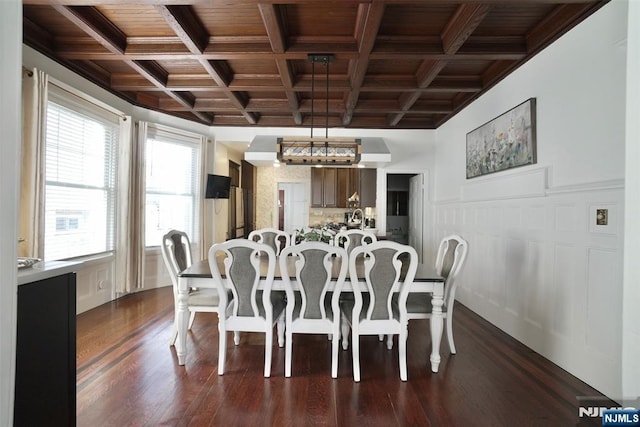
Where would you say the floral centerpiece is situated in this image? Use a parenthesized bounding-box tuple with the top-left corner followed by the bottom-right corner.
(294, 226, 335, 244)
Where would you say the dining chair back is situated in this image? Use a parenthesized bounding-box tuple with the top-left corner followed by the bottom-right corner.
(279, 241, 348, 378)
(248, 227, 290, 256)
(340, 240, 418, 381)
(208, 239, 286, 377)
(334, 229, 377, 255)
(405, 234, 468, 354)
(161, 230, 223, 346)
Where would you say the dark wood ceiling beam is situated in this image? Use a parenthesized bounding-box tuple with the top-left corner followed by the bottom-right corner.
(56, 47, 526, 62)
(52, 5, 213, 124)
(23, 17, 55, 55)
(258, 3, 286, 53)
(127, 60, 214, 123)
(26, 0, 210, 4)
(441, 4, 492, 54)
(259, 3, 301, 125)
(389, 3, 490, 127)
(155, 5, 256, 124)
(276, 59, 302, 125)
(387, 58, 447, 126)
(342, 1, 385, 126)
(155, 5, 208, 53)
(481, 59, 517, 86)
(526, 3, 596, 52)
(51, 5, 126, 55)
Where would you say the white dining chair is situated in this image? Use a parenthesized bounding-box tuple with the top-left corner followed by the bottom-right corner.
(208, 239, 286, 377)
(248, 227, 290, 256)
(279, 241, 348, 378)
(333, 229, 378, 340)
(340, 241, 418, 382)
(334, 229, 377, 255)
(403, 234, 468, 354)
(161, 230, 226, 347)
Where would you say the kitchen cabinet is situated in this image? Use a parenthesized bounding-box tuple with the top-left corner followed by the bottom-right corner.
(311, 167, 337, 207)
(16, 261, 80, 427)
(312, 167, 375, 208)
(336, 168, 360, 208)
(359, 168, 377, 207)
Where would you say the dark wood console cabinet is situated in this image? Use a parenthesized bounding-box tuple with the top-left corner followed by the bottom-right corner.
(15, 270, 77, 426)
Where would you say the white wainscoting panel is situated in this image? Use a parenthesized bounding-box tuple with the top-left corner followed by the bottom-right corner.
(76, 256, 115, 314)
(432, 182, 623, 398)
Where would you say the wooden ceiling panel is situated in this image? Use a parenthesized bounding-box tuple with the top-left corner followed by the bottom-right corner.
(474, 4, 554, 37)
(97, 5, 177, 37)
(155, 58, 205, 73)
(24, 5, 89, 38)
(192, 3, 267, 37)
(440, 60, 493, 76)
(225, 58, 280, 75)
(366, 59, 420, 76)
(23, 0, 608, 129)
(282, 3, 359, 38)
(379, 4, 458, 37)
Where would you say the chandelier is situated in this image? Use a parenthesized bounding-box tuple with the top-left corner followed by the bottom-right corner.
(277, 54, 361, 165)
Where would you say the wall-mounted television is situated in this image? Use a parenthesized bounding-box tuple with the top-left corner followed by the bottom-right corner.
(205, 174, 231, 199)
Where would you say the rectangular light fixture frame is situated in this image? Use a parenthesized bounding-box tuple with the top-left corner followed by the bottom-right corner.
(276, 137, 361, 165)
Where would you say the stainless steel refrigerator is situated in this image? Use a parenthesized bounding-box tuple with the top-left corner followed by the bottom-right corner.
(228, 186, 244, 239)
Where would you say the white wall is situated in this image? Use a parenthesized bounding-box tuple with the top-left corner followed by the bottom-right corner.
(1, 1, 21, 423)
(21, 46, 218, 310)
(623, 0, 640, 402)
(212, 127, 435, 241)
(432, 1, 627, 398)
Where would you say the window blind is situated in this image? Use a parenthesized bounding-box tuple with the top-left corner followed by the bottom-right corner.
(44, 93, 119, 261)
(144, 125, 202, 247)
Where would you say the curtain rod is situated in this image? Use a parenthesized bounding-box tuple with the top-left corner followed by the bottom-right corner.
(23, 66, 127, 121)
(49, 80, 128, 121)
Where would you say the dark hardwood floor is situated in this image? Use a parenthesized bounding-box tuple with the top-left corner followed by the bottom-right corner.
(76, 287, 608, 426)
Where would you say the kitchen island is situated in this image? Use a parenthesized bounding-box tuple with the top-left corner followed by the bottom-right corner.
(16, 260, 82, 426)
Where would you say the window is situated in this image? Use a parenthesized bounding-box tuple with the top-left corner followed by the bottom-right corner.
(44, 87, 119, 261)
(144, 126, 202, 247)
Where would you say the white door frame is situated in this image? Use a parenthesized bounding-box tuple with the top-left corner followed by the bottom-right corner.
(378, 168, 431, 265)
(274, 180, 309, 232)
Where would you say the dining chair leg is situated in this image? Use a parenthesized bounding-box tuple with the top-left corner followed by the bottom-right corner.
(277, 314, 285, 347)
(187, 312, 196, 330)
(352, 330, 360, 382)
(399, 328, 408, 381)
(341, 319, 350, 350)
(331, 331, 339, 378)
(285, 329, 293, 378)
(233, 331, 240, 345)
(378, 334, 384, 341)
(264, 326, 273, 378)
(169, 323, 178, 347)
(386, 334, 393, 350)
(446, 314, 456, 354)
(218, 323, 227, 375)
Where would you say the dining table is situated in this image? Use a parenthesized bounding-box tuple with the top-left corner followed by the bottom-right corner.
(176, 254, 446, 373)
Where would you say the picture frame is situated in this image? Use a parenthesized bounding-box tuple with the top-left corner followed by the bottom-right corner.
(466, 98, 537, 179)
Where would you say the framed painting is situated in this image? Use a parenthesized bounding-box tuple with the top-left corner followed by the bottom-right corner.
(466, 98, 537, 179)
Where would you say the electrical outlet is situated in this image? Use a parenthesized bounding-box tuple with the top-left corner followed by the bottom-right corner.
(596, 209, 608, 226)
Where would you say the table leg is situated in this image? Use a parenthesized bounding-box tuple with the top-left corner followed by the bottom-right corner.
(176, 288, 189, 365)
(429, 284, 444, 373)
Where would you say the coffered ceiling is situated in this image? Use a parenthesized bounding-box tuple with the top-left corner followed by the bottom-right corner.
(23, 0, 607, 129)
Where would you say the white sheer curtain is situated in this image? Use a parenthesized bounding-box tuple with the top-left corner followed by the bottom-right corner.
(114, 119, 145, 294)
(19, 68, 47, 258)
(198, 135, 209, 260)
